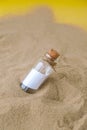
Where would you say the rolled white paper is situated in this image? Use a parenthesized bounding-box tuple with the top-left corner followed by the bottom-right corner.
(22, 68, 49, 90)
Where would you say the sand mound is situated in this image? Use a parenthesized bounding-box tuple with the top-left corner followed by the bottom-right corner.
(0, 7, 87, 130)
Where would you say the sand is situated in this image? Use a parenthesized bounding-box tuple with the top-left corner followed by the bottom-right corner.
(0, 7, 87, 130)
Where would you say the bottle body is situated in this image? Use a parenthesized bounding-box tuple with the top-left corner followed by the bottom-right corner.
(20, 60, 54, 92)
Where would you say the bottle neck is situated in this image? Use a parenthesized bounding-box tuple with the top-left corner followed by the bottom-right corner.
(43, 53, 57, 67)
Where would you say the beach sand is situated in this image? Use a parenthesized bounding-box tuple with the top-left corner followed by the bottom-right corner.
(0, 7, 87, 130)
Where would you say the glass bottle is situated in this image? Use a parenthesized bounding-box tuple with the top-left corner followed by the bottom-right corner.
(20, 49, 60, 93)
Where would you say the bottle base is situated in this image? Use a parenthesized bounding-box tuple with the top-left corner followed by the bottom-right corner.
(20, 83, 37, 93)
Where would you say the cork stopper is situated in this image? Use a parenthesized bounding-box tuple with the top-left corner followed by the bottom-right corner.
(47, 49, 60, 60)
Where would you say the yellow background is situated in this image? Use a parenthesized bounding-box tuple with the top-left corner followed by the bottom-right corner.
(0, 0, 87, 31)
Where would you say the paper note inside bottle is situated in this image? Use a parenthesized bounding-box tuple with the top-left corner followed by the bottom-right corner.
(22, 69, 49, 90)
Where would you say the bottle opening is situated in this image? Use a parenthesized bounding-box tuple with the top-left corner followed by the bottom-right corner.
(46, 49, 60, 61)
